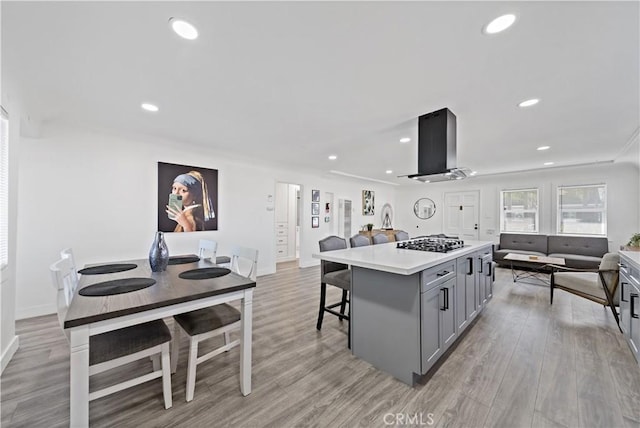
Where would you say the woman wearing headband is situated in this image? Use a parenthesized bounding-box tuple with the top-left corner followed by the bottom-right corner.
(166, 170, 215, 232)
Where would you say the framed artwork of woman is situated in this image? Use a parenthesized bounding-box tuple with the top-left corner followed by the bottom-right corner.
(157, 161, 219, 232)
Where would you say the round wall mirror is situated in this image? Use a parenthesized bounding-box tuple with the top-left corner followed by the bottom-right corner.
(414, 198, 436, 219)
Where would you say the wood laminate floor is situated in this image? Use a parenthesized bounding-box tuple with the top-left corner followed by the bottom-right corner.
(2, 263, 639, 427)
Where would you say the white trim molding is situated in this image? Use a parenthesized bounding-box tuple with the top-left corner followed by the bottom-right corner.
(1, 335, 19, 374)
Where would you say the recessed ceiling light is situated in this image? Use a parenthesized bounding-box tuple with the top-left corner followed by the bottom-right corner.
(518, 98, 540, 108)
(537, 146, 550, 151)
(399, 137, 411, 143)
(141, 103, 159, 112)
(544, 162, 554, 166)
(470, 171, 478, 176)
(169, 18, 198, 40)
(328, 155, 337, 160)
(424, 180, 430, 184)
(385, 170, 393, 174)
(483, 14, 516, 34)
(412, 177, 419, 180)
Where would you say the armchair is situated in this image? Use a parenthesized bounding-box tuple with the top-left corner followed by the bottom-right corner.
(550, 252, 621, 331)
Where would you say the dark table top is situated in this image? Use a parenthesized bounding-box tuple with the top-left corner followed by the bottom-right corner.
(64, 256, 256, 329)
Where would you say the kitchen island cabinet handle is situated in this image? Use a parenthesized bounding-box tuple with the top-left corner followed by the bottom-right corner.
(621, 282, 627, 302)
(632, 293, 639, 319)
(437, 270, 450, 277)
(467, 257, 473, 275)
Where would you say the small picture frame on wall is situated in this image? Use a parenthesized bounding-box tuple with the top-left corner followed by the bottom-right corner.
(312, 216, 319, 228)
(312, 202, 320, 215)
(362, 189, 375, 216)
(312, 189, 320, 202)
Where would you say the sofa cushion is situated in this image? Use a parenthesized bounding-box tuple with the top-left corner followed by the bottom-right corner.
(547, 253, 602, 269)
(547, 235, 608, 258)
(499, 234, 548, 254)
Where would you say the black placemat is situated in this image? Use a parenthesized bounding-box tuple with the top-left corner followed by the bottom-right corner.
(168, 256, 201, 265)
(215, 256, 231, 264)
(78, 263, 138, 275)
(79, 278, 156, 296)
(179, 267, 231, 280)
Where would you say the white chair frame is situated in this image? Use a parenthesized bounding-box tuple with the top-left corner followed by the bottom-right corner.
(50, 256, 173, 409)
(198, 239, 218, 260)
(171, 245, 258, 402)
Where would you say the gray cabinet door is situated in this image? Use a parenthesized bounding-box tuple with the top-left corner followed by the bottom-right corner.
(620, 272, 632, 335)
(441, 278, 457, 352)
(456, 257, 473, 332)
(482, 254, 493, 302)
(421, 285, 443, 371)
(630, 282, 640, 357)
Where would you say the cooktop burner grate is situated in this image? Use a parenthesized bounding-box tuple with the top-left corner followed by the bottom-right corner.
(396, 237, 465, 253)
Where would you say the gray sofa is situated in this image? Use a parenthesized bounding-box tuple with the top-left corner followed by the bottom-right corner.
(494, 233, 608, 270)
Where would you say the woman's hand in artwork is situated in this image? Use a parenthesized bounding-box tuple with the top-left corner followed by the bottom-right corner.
(166, 205, 196, 232)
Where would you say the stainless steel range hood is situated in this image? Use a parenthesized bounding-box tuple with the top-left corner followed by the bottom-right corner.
(404, 108, 470, 183)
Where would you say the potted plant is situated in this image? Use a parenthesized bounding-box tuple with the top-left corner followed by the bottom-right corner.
(627, 233, 640, 248)
(366, 223, 374, 232)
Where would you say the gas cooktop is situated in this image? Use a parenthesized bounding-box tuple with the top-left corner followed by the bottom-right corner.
(396, 237, 465, 253)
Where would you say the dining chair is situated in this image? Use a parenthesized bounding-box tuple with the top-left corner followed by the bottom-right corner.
(171, 245, 258, 402)
(198, 239, 231, 266)
(317, 236, 350, 347)
(394, 230, 410, 241)
(550, 252, 621, 331)
(350, 234, 370, 248)
(60, 247, 79, 286)
(372, 233, 389, 245)
(50, 255, 173, 409)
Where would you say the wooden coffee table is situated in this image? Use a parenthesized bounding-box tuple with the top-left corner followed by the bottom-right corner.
(504, 253, 566, 285)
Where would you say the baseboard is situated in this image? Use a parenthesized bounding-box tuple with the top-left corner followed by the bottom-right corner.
(1, 335, 19, 374)
(16, 303, 56, 320)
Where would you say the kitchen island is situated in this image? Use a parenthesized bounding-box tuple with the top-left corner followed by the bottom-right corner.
(313, 239, 494, 385)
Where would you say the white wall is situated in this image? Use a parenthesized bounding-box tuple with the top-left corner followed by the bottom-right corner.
(395, 162, 640, 250)
(15, 124, 396, 318)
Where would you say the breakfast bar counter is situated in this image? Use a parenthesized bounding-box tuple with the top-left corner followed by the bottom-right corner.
(313, 239, 495, 385)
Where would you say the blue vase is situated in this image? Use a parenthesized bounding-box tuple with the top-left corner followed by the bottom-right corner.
(149, 231, 169, 272)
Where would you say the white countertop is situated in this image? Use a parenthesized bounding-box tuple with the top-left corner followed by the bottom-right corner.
(620, 250, 640, 268)
(312, 240, 494, 275)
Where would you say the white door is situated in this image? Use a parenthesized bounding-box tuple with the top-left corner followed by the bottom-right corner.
(443, 191, 479, 240)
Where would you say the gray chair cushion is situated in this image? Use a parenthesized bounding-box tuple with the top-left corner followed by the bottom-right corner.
(322, 269, 351, 290)
(174, 303, 240, 336)
(90, 320, 171, 365)
(547, 235, 608, 258)
(499, 234, 548, 253)
(372, 234, 389, 245)
(319, 236, 347, 252)
(215, 256, 231, 264)
(350, 235, 370, 247)
(394, 231, 410, 241)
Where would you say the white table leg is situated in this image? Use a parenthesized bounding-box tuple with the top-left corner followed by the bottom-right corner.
(239, 288, 253, 396)
(69, 326, 90, 427)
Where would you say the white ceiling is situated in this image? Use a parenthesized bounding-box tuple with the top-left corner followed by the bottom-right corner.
(2, 1, 639, 185)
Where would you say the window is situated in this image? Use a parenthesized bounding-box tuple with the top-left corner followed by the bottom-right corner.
(500, 188, 539, 233)
(1, 107, 8, 268)
(557, 184, 607, 236)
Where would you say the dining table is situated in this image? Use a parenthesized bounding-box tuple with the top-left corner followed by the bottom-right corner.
(63, 256, 256, 427)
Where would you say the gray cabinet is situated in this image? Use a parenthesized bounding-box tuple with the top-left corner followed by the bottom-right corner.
(619, 252, 640, 364)
(456, 255, 477, 333)
(476, 249, 493, 308)
(421, 264, 457, 374)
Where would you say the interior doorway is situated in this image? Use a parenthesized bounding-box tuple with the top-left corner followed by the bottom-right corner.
(275, 182, 301, 269)
(443, 191, 480, 240)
